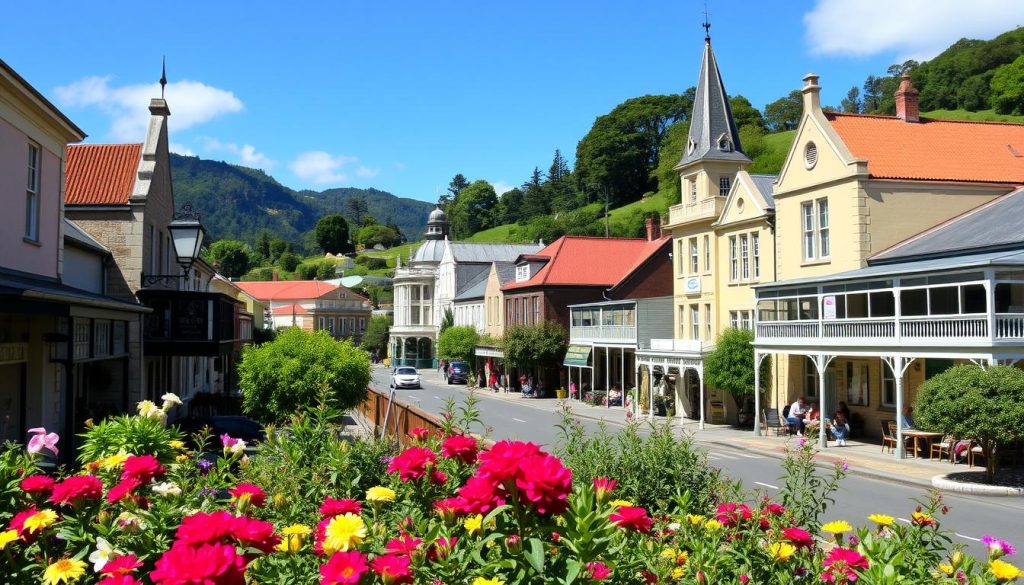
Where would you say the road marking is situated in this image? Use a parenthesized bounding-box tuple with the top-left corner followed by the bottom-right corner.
(955, 533, 982, 542)
(897, 517, 911, 524)
(434, 396, 441, 400)
(512, 418, 527, 423)
(711, 452, 739, 460)
(736, 453, 765, 459)
(754, 481, 779, 490)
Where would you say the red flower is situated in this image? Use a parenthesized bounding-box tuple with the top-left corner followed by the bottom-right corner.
(49, 475, 103, 506)
(476, 441, 541, 484)
(781, 527, 815, 549)
(433, 497, 463, 521)
(321, 497, 362, 517)
(8, 507, 42, 541)
(586, 561, 613, 581)
(370, 554, 413, 585)
(98, 576, 143, 585)
(610, 506, 653, 533)
(428, 536, 458, 561)
(641, 569, 658, 583)
(229, 482, 267, 508)
(592, 477, 617, 501)
(101, 554, 143, 575)
(385, 534, 423, 557)
(429, 469, 448, 486)
(151, 541, 247, 585)
(715, 502, 753, 527)
(320, 550, 369, 585)
(231, 515, 280, 553)
(821, 547, 869, 584)
(175, 511, 237, 545)
(440, 435, 478, 464)
(408, 427, 430, 441)
(121, 455, 165, 484)
(515, 453, 572, 515)
(20, 475, 55, 496)
(387, 446, 437, 481)
(106, 478, 142, 503)
(455, 476, 506, 515)
(762, 502, 786, 517)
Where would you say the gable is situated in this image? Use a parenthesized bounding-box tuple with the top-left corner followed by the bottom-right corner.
(716, 171, 771, 227)
(775, 111, 863, 196)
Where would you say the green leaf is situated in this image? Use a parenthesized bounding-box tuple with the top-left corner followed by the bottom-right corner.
(526, 537, 546, 575)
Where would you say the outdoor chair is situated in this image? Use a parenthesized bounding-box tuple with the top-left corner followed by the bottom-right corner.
(887, 421, 915, 455)
(930, 435, 955, 463)
(709, 401, 726, 424)
(880, 420, 896, 454)
(761, 408, 788, 436)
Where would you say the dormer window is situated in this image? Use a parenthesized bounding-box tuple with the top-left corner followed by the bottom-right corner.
(515, 264, 530, 282)
(717, 134, 732, 152)
(687, 138, 696, 155)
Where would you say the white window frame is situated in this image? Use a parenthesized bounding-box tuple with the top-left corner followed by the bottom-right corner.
(802, 202, 815, 260)
(515, 265, 530, 282)
(740, 310, 751, 331)
(703, 235, 711, 272)
(729, 236, 738, 281)
(803, 198, 830, 261)
(689, 179, 697, 203)
(729, 311, 738, 329)
(676, 240, 685, 275)
(718, 176, 731, 197)
(740, 234, 750, 280)
(705, 304, 712, 338)
(752, 232, 761, 279)
(818, 198, 830, 259)
(690, 304, 700, 340)
(881, 366, 896, 408)
(689, 238, 698, 274)
(804, 356, 819, 399)
(25, 143, 40, 241)
(678, 305, 686, 338)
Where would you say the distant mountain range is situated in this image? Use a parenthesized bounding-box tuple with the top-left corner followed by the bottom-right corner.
(170, 153, 434, 246)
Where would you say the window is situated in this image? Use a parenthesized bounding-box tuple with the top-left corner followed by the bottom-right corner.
(689, 179, 697, 203)
(689, 238, 698, 274)
(804, 356, 819, 399)
(113, 321, 127, 355)
(752, 233, 760, 279)
(360, 318, 366, 332)
(515, 265, 530, 282)
(719, 176, 731, 196)
(690, 304, 700, 340)
(729, 236, 738, 281)
(730, 311, 738, 329)
(74, 320, 90, 360)
(740, 311, 751, 330)
(703, 235, 711, 271)
(350, 318, 355, 334)
(718, 136, 731, 151)
(25, 144, 40, 241)
(802, 198, 829, 260)
(506, 299, 513, 324)
(740, 234, 750, 280)
(678, 306, 686, 338)
(93, 320, 111, 357)
(881, 366, 896, 408)
(705, 304, 712, 338)
(818, 199, 830, 258)
(802, 202, 815, 260)
(318, 317, 326, 330)
(329, 317, 336, 334)
(676, 240, 685, 275)
(532, 296, 540, 324)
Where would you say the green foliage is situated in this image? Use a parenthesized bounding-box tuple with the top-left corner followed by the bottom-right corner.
(510, 206, 604, 243)
(764, 90, 802, 131)
(777, 439, 847, 527)
(915, 364, 1024, 482)
(355, 223, 401, 249)
(503, 322, 567, 369)
(354, 255, 388, 270)
(238, 328, 371, 423)
(278, 251, 301, 272)
(990, 54, 1024, 114)
(295, 258, 338, 280)
(653, 120, 689, 203)
(77, 414, 185, 464)
(704, 328, 769, 405)
(450, 180, 499, 239)
(205, 239, 253, 278)
(361, 314, 391, 355)
(439, 308, 455, 333)
(914, 27, 1024, 111)
(437, 325, 480, 362)
(728, 95, 765, 130)
(840, 86, 862, 113)
(241, 266, 274, 281)
(314, 214, 352, 254)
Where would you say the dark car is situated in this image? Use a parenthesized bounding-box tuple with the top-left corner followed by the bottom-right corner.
(446, 361, 469, 384)
(179, 415, 266, 450)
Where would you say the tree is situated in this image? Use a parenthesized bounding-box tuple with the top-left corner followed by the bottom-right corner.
(439, 308, 455, 333)
(269, 238, 288, 263)
(278, 251, 301, 272)
(653, 120, 689, 202)
(764, 90, 802, 131)
(238, 328, 370, 423)
(361, 314, 391, 356)
(503, 322, 567, 371)
(729, 95, 765, 130)
(315, 215, 351, 254)
(495, 187, 525, 225)
(450, 180, 498, 238)
(991, 54, 1024, 115)
(521, 167, 549, 219)
(840, 86, 862, 113)
(704, 328, 770, 416)
(255, 230, 272, 262)
(437, 325, 479, 362)
(448, 174, 471, 199)
(546, 149, 578, 213)
(355, 224, 401, 249)
(346, 196, 369, 226)
(916, 364, 1024, 483)
(206, 240, 253, 278)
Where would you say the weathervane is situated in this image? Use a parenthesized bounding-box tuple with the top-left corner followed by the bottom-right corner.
(703, 2, 711, 41)
(159, 56, 167, 99)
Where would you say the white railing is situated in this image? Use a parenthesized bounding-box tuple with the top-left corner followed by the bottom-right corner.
(647, 338, 704, 353)
(995, 314, 1024, 339)
(900, 316, 987, 338)
(758, 315, 998, 343)
(756, 322, 820, 339)
(570, 325, 636, 342)
(821, 319, 896, 339)
(667, 197, 725, 225)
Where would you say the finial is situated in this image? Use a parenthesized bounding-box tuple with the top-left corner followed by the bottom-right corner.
(159, 56, 167, 99)
(702, 2, 711, 42)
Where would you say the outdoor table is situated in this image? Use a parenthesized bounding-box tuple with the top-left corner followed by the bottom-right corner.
(901, 430, 944, 458)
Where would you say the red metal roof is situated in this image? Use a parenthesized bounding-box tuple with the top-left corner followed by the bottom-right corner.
(825, 112, 1024, 184)
(502, 236, 671, 291)
(235, 280, 340, 301)
(270, 304, 310, 316)
(65, 144, 142, 205)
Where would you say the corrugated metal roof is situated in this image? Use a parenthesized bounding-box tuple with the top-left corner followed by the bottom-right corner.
(235, 280, 340, 301)
(65, 144, 142, 205)
(449, 242, 543, 263)
(503, 236, 670, 290)
(750, 174, 777, 208)
(872, 187, 1024, 262)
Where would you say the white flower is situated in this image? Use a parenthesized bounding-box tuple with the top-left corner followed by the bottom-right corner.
(116, 512, 146, 533)
(152, 482, 182, 497)
(230, 441, 246, 455)
(88, 536, 118, 572)
(137, 400, 166, 422)
(161, 392, 182, 411)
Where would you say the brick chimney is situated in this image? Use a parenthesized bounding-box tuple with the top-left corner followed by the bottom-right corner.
(895, 73, 919, 122)
(272, 271, 279, 281)
(645, 215, 661, 241)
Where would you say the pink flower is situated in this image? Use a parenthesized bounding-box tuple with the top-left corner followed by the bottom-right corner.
(121, 455, 165, 484)
(515, 453, 573, 515)
(175, 510, 237, 545)
(593, 477, 617, 501)
(49, 475, 103, 506)
(476, 440, 541, 484)
(370, 554, 413, 585)
(150, 541, 247, 585)
(782, 527, 815, 549)
(20, 475, 56, 496)
(428, 536, 458, 561)
(27, 427, 59, 457)
(429, 469, 448, 486)
(230, 515, 280, 553)
(320, 497, 362, 517)
(455, 476, 506, 515)
(586, 561, 613, 581)
(100, 554, 143, 575)
(98, 576, 143, 585)
(762, 502, 786, 517)
(386, 446, 437, 481)
(739, 575, 750, 584)
(432, 497, 463, 521)
(320, 550, 369, 585)
(106, 478, 142, 503)
(385, 534, 423, 557)
(715, 502, 753, 527)
(408, 427, 430, 441)
(982, 535, 1017, 559)
(610, 506, 653, 533)
(821, 547, 869, 584)
(229, 482, 267, 508)
(440, 435, 479, 464)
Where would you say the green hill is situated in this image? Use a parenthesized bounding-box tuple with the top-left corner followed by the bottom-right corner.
(922, 109, 1024, 123)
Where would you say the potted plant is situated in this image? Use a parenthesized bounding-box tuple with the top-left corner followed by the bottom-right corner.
(556, 387, 568, 399)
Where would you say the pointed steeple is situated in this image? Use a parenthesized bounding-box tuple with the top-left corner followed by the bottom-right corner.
(676, 35, 750, 169)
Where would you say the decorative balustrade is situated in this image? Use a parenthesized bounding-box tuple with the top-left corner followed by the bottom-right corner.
(570, 325, 637, 342)
(667, 196, 726, 225)
(757, 315, 1019, 345)
(756, 322, 820, 339)
(821, 319, 896, 339)
(900, 317, 987, 338)
(995, 314, 1024, 339)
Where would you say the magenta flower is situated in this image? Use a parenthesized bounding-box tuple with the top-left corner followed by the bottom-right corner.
(982, 535, 1017, 559)
(27, 427, 59, 457)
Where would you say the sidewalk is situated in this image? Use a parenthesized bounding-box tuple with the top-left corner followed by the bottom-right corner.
(448, 375, 953, 490)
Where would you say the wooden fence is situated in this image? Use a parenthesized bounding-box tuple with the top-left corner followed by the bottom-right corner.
(357, 387, 446, 446)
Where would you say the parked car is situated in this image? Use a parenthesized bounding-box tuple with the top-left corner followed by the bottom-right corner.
(446, 361, 469, 384)
(179, 415, 266, 451)
(391, 367, 422, 389)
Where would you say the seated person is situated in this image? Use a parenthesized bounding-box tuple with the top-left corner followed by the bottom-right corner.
(607, 384, 623, 406)
(803, 404, 822, 432)
(835, 401, 851, 422)
(786, 397, 808, 436)
(900, 405, 916, 430)
(830, 412, 850, 446)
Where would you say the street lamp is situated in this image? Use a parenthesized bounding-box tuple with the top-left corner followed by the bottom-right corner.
(142, 203, 207, 286)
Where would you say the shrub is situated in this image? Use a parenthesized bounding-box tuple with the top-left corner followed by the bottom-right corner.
(361, 314, 392, 355)
(437, 325, 479, 362)
(238, 328, 371, 423)
(77, 414, 185, 464)
(241, 266, 274, 281)
(704, 327, 771, 414)
(278, 251, 301, 272)
(503, 322, 567, 370)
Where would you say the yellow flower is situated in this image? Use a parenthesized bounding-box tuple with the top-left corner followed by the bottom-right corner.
(687, 514, 706, 526)
(366, 486, 396, 504)
(24, 509, 58, 534)
(703, 519, 723, 530)
(321, 513, 367, 554)
(276, 523, 311, 552)
(608, 499, 633, 509)
(937, 563, 954, 576)
(677, 550, 688, 564)
(42, 558, 87, 585)
(769, 542, 797, 561)
(472, 578, 505, 585)
(283, 524, 311, 536)
(175, 454, 189, 463)
(169, 440, 186, 450)
(868, 514, 894, 527)
(672, 567, 685, 580)
(660, 547, 678, 560)
(821, 520, 853, 535)
(464, 514, 483, 535)
(0, 529, 18, 550)
(100, 453, 129, 470)
(991, 559, 1022, 582)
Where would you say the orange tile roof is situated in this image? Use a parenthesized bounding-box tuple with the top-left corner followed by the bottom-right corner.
(825, 113, 1024, 184)
(235, 280, 339, 301)
(270, 304, 310, 316)
(502, 236, 671, 291)
(65, 144, 142, 205)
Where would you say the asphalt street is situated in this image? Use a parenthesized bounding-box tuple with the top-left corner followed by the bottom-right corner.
(372, 366, 1024, 557)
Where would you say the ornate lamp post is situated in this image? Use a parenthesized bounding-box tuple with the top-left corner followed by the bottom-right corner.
(142, 203, 206, 286)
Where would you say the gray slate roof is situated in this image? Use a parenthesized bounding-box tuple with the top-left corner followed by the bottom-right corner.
(412, 239, 445, 263)
(750, 174, 777, 209)
(676, 40, 751, 168)
(493, 261, 517, 285)
(454, 271, 489, 301)
(872, 187, 1024, 263)
(455, 264, 489, 295)
(449, 242, 542, 263)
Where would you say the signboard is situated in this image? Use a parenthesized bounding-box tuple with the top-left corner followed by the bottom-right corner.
(822, 295, 837, 320)
(563, 344, 592, 367)
(0, 343, 27, 365)
(685, 276, 701, 295)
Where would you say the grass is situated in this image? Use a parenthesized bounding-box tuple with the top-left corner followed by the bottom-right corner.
(464, 223, 521, 243)
(922, 109, 1024, 123)
(359, 242, 422, 267)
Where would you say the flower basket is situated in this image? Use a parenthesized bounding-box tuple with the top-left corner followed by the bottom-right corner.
(556, 388, 568, 399)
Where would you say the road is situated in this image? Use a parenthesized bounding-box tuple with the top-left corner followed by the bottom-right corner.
(372, 366, 1024, 557)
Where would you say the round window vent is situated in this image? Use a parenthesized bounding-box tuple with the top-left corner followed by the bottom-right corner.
(804, 142, 818, 169)
(736, 198, 745, 212)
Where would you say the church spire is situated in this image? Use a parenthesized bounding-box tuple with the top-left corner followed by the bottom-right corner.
(676, 26, 750, 169)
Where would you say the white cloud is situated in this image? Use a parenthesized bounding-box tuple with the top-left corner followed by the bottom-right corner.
(355, 166, 381, 178)
(492, 181, 515, 196)
(170, 143, 195, 156)
(54, 76, 243, 141)
(804, 0, 1024, 60)
(199, 138, 276, 170)
(289, 151, 361, 184)
(393, 162, 407, 171)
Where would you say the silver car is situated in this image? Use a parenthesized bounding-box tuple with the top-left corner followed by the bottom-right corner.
(391, 367, 421, 389)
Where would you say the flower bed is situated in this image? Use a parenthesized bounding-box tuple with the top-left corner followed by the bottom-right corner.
(1, 397, 1021, 584)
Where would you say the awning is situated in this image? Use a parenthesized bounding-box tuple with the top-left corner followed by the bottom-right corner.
(475, 346, 504, 358)
(563, 344, 592, 367)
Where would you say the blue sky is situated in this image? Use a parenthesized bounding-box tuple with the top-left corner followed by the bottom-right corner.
(4, 1, 1023, 202)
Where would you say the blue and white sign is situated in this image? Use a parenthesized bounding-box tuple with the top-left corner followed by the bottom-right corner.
(685, 276, 701, 294)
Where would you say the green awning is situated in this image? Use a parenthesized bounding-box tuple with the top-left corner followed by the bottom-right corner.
(563, 344, 592, 367)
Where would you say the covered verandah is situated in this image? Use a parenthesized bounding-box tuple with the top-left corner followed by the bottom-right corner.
(563, 343, 636, 409)
(635, 346, 707, 428)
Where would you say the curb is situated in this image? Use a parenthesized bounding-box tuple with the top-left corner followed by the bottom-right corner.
(931, 473, 1024, 497)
